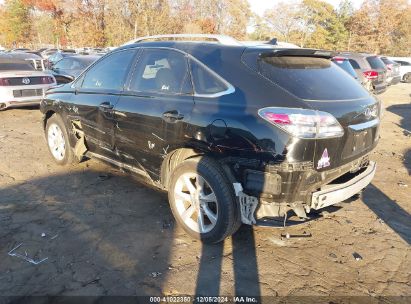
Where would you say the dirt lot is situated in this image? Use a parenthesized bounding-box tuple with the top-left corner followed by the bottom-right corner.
(0, 84, 410, 300)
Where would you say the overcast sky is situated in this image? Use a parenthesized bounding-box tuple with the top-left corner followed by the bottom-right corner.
(247, 0, 364, 16)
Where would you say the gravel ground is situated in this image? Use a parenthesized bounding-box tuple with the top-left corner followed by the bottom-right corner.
(0, 84, 410, 300)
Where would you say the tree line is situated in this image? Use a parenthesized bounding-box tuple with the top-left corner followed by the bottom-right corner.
(0, 0, 410, 56)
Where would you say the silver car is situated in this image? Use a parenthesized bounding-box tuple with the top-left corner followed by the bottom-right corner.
(0, 55, 56, 110)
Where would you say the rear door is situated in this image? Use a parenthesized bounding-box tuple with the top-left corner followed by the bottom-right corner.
(113, 48, 194, 179)
(71, 49, 137, 159)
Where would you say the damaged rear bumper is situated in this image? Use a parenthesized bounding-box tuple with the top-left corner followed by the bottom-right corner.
(234, 157, 377, 224)
(310, 161, 376, 210)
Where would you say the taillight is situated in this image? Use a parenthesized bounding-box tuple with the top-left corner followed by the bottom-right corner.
(386, 63, 393, 71)
(0, 78, 10, 86)
(41, 76, 55, 84)
(258, 107, 344, 139)
(363, 70, 378, 80)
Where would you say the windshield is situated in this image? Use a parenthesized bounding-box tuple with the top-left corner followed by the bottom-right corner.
(253, 55, 368, 100)
(78, 57, 99, 67)
(0, 60, 35, 71)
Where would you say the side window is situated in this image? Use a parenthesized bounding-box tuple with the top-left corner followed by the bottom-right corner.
(190, 60, 229, 95)
(348, 59, 360, 69)
(397, 60, 410, 66)
(82, 50, 136, 91)
(130, 49, 192, 95)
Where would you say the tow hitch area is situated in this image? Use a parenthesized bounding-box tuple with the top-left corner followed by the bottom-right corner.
(311, 161, 376, 210)
(233, 183, 258, 225)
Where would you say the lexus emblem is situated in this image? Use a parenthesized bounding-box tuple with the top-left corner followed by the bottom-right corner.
(22, 78, 30, 85)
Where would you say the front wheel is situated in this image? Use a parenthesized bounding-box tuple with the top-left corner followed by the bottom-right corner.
(168, 156, 241, 243)
(45, 114, 75, 165)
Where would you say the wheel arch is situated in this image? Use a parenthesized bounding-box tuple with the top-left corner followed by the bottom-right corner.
(160, 148, 204, 190)
(43, 110, 79, 149)
(43, 110, 56, 130)
(160, 147, 237, 190)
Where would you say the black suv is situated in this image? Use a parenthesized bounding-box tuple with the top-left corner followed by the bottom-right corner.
(40, 35, 380, 243)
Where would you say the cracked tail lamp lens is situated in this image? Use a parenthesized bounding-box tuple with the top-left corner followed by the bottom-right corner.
(258, 107, 344, 139)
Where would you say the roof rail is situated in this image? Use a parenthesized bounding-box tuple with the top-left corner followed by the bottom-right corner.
(122, 34, 241, 46)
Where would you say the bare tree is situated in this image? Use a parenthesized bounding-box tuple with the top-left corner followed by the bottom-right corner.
(263, 1, 301, 42)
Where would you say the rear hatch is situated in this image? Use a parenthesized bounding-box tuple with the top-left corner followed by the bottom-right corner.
(366, 55, 387, 85)
(242, 48, 381, 170)
(381, 57, 401, 78)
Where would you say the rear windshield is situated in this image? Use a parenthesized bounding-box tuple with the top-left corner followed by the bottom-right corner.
(366, 56, 386, 69)
(332, 58, 357, 78)
(0, 61, 35, 71)
(253, 56, 368, 100)
(348, 59, 360, 69)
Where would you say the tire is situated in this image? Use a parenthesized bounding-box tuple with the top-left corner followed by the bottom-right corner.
(45, 114, 75, 166)
(168, 156, 241, 243)
(403, 73, 411, 83)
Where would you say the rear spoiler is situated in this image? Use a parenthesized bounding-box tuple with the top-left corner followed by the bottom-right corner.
(259, 49, 336, 59)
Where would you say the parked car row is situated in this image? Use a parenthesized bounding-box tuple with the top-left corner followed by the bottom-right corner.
(0, 48, 102, 109)
(0, 53, 56, 110)
(336, 52, 402, 94)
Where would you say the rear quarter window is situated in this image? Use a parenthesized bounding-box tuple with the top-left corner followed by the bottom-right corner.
(256, 56, 368, 100)
(190, 60, 229, 96)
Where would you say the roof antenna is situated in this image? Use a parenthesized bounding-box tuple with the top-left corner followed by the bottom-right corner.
(266, 38, 278, 45)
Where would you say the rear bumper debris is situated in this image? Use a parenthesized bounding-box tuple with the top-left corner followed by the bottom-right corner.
(311, 161, 376, 210)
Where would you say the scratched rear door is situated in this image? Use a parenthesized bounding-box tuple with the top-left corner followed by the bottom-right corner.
(113, 48, 194, 181)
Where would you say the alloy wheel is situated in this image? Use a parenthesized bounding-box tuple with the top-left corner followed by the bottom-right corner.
(47, 123, 66, 161)
(173, 172, 218, 234)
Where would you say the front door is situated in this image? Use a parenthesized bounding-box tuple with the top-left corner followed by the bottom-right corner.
(113, 48, 194, 180)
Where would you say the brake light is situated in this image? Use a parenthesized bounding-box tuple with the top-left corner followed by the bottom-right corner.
(258, 107, 344, 139)
(0, 78, 10, 86)
(386, 63, 393, 71)
(363, 70, 378, 80)
(332, 57, 345, 63)
(41, 76, 55, 84)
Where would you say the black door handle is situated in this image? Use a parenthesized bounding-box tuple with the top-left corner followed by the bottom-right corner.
(99, 102, 114, 111)
(162, 111, 184, 122)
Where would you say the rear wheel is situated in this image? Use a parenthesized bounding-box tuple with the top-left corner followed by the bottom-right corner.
(403, 73, 411, 83)
(168, 156, 241, 243)
(46, 114, 75, 165)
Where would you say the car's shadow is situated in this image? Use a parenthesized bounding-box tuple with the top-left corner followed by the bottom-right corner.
(362, 184, 411, 245)
(386, 102, 411, 175)
(0, 169, 175, 296)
